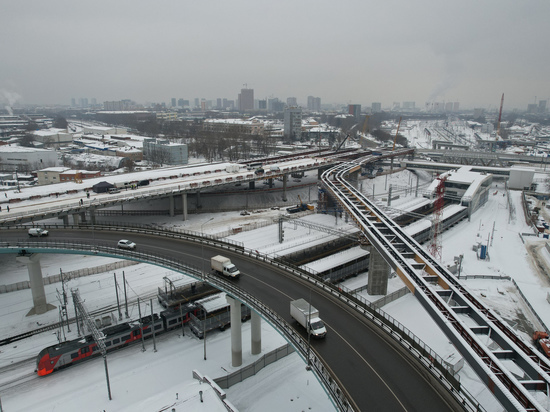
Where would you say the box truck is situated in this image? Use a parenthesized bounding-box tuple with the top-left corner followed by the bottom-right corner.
(211, 255, 240, 278)
(290, 298, 326, 338)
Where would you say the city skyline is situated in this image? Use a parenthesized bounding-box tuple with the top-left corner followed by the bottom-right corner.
(1, 0, 549, 110)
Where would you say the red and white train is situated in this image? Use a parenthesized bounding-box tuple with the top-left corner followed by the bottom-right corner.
(36, 304, 197, 376)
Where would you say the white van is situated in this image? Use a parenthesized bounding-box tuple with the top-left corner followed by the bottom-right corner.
(28, 228, 49, 237)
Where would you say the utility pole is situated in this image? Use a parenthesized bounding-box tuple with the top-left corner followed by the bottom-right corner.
(72, 289, 112, 400)
(137, 298, 145, 352)
(151, 299, 157, 352)
(123, 271, 129, 318)
(114, 273, 122, 320)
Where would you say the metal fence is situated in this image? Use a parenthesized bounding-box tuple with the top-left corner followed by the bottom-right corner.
(215, 344, 295, 389)
(0, 260, 138, 293)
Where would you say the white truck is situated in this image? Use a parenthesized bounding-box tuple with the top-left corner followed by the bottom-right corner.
(290, 299, 327, 338)
(211, 255, 240, 278)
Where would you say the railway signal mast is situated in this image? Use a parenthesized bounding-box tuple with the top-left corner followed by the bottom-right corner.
(428, 175, 447, 261)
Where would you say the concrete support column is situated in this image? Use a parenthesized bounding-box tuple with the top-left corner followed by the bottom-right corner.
(268, 178, 273, 189)
(282, 174, 288, 202)
(367, 247, 389, 295)
(61, 215, 69, 226)
(196, 191, 202, 209)
(251, 311, 261, 355)
(182, 193, 188, 221)
(248, 181, 255, 190)
(169, 195, 175, 217)
(16, 253, 55, 316)
(89, 208, 96, 225)
(79, 212, 86, 223)
(72, 213, 80, 226)
(226, 295, 242, 367)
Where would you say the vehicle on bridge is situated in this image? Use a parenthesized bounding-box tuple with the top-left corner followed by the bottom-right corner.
(28, 228, 49, 237)
(290, 298, 326, 338)
(211, 255, 240, 278)
(117, 239, 136, 250)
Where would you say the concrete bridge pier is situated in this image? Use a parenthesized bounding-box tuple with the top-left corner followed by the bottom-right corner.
(249, 181, 255, 190)
(60, 215, 69, 226)
(72, 213, 80, 226)
(79, 212, 86, 223)
(282, 174, 288, 202)
(89, 208, 96, 225)
(226, 295, 242, 367)
(367, 246, 389, 295)
(16, 253, 55, 316)
(182, 193, 188, 221)
(196, 191, 202, 209)
(251, 311, 261, 355)
(268, 178, 273, 189)
(169, 195, 175, 217)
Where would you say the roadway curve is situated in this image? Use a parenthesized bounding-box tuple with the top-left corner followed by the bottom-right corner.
(1, 228, 459, 411)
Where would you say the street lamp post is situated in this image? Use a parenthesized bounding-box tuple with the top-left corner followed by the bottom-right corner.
(200, 217, 213, 361)
(200, 217, 214, 279)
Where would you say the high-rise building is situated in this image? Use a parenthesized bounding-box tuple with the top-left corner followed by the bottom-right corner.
(194, 98, 200, 108)
(287, 97, 297, 107)
(216, 98, 222, 109)
(171, 98, 177, 107)
(348, 104, 361, 119)
(284, 107, 302, 142)
(258, 99, 267, 110)
(453, 102, 460, 112)
(371, 102, 382, 113)
(238, 88, 254, 112)
(71, 98, 76, 107)
(445, 102, 453, 112)
(307, 96, 321, 111)
(539, 100, 547, 113)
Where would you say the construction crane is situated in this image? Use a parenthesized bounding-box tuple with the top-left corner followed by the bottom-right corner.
(392, 117, 402, 151)
(496, 93, 504, 140)
(428, 175, 447, 261)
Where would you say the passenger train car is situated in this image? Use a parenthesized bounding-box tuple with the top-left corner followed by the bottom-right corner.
(36, 304, 198, 376)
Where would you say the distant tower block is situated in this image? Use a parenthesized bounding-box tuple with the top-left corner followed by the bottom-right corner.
(16, 253, 56, 316)
(367, 247, 389, 295)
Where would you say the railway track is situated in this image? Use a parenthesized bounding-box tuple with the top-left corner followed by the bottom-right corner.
(0, 358, 37, 394)
(0, 290, 158, 347)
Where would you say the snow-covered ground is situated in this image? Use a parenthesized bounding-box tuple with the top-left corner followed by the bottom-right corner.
(2, 120, 550, 411)
(2, 167, 550, 411)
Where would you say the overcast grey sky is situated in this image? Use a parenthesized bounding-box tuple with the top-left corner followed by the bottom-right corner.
(1, 0, 549, 110)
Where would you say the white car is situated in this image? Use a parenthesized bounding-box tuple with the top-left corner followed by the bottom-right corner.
(28, 228, 49, 237)
(117, 239, 136, 250)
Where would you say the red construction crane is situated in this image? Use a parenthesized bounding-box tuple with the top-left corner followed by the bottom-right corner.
(428, 175, 447, 261)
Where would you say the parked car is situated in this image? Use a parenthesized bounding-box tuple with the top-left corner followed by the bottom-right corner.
(117, 239, 136, 250)
(28, 228, 49, 237)
(137, 180, 150, 187)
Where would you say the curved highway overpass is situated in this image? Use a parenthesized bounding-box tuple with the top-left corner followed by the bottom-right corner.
(0, 226, 468, 411)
